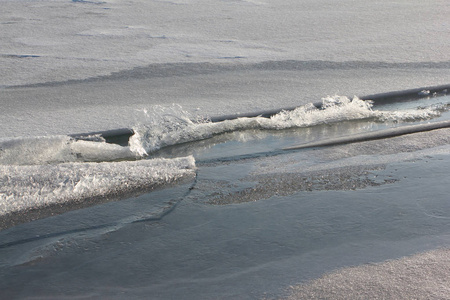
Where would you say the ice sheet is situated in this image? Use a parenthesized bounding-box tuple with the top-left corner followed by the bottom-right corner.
(1, 1, 450, 298)
(1, 0, 448, 87)
(1, 0, 449, 139)
(0, 156, 196, 225)
(285, 249, 450, 299)
(130, 97, 448, 155)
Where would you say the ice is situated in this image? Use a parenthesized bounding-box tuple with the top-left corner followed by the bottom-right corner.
(0, 127, 196, 223)
(285, 248, 450, 299)
(0, 135, 137, 165)
(1, 1, 450, 298)
(1, 0, 449, 87)
(0, 156, 196, 217)
(2, 67, 449, 139)
(130, 97, 448, 155)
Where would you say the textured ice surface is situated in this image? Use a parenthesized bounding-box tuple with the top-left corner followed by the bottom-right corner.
(130, 97, 448, 155)
(285, 248, 450, 299)
(1, 1, 450, 298)
(193, 128, 450, 206)
(1, 0, 449, 138)
(2, 146, 449, 299)
(1, 0, 449, 87)
(251, 128, 450, 176)
(0, 135, 137, 165)
(0, 156, 195, 218)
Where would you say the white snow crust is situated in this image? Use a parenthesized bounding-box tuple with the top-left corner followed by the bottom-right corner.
(1, 0, 448, 87)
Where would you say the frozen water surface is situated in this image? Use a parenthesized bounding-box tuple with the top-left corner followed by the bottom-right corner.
(1, 0, 449, 136)
(1, 127, 450, 299)
(1, 103, 450, 299)
(1, 0, 448, 87)
(1, 0, 450, 299)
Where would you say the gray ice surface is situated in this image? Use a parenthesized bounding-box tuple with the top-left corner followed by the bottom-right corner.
(1, 0, 449, 137)
(1, 126, 450, 299)
(1, 1, 450, 299)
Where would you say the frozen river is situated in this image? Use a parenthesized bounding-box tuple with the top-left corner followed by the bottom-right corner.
(1, 0, 450, 299)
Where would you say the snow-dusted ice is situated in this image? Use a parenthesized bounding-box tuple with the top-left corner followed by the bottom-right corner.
(1, 0, 448, 87)
(1, 0, 450, 299)
(1, 0, 449, 137)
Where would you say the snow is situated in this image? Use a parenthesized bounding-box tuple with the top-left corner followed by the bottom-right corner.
(2, 0, 449, 87)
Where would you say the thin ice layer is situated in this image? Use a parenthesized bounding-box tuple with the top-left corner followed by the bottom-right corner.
(0, 156, 196, 219)
(130, 97, 447, 155)
(285, 248, 450, 299)
(1, 97, 447, 165)
(0, 135, 137, 165)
